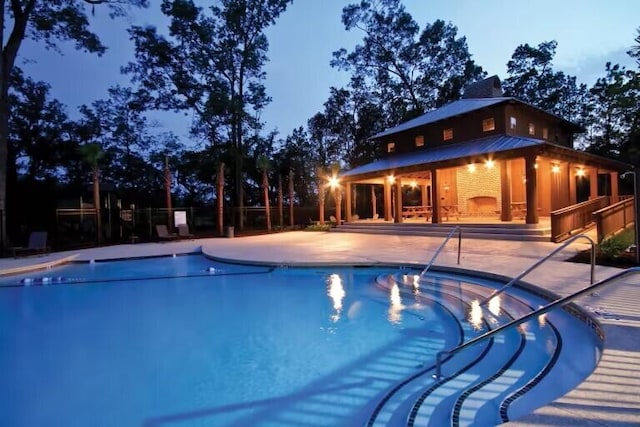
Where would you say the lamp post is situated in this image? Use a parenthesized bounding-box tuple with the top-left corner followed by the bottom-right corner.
(621, 168, 640, 265)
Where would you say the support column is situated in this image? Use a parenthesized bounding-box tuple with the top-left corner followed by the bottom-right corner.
(500, 160, 512, 222)
(610, 171, 619, 201)
(383, 178, 392, 221)
(345, 182, 352, 222)
(525, 155, 539, 224)
(421, 184, 428, 206)
(431, 169, 441, 223)
(569, 163, 577, 204)
(589, 168, 598, 199)
(371, 185, 377, 219)
(394, 178, 403, 223)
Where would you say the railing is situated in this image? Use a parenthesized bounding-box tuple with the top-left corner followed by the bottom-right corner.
(550, 196, 609, 242)
(433, 266, 640, 379)
(480, 234, 596, 306)
(419, 226, 462, 280)
(592, 197, 635, 243)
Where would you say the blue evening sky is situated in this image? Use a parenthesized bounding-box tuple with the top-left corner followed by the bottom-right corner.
(18, 0, 639, 146)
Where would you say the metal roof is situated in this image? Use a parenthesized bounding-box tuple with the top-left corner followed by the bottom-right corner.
(342, 135, 631, 180)
(342, 135, 543, 178)
(370, 97, 511, 139)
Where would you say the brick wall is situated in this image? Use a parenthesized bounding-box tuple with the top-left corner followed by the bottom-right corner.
(456, 166, 502, 214)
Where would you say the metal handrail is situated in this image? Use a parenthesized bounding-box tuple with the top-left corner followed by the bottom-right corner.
(479, 234, 596, 306)
(433, 266, 640, 379)
(419, 226, 462, 280)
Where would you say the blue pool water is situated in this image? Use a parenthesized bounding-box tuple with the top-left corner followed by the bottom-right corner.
(0, 255, 602, 426)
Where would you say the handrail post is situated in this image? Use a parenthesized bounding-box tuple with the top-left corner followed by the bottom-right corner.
(590, 242, 595, 284)
(433, 350, 447, 380)
(429, 267, 640, 384)
(480, 234, 596, 305)
(457, 228, 462, 265)
(420, 226, 463, 280)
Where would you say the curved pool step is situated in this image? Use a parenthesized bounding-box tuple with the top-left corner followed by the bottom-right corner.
(369, 274, 496, 427)
(372, 273, 528, 427)
(414, 273, 562, 426)
(374, 271, 569, 427)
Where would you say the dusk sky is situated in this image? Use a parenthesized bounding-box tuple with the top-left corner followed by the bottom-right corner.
(19, 0, 639, 146)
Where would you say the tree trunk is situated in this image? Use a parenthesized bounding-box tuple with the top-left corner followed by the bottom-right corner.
(318, 182, 325, 225)
(93, 167, 102, 244)
(0, 0, 33, 249)
(262, 169, 271, 232)
(277, 174, 283, 227)
(164, 157, 172, 230)
(288, 169, 294, 227)
(334, 188, 342, 226)
(217, 162, 224, 236)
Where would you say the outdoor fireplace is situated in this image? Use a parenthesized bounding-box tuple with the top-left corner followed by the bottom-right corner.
(467, 196, 497, 214)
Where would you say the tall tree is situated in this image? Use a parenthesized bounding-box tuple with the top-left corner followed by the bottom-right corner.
(0, 0, 147, 247)
(256, 154, 271, 231)
(332, 0, 484, 123)
(502, 40, 592, 131)
(628, 27, 640, 67)
(585, 62, 640, 164)
(78, 142, 104, 244)
(126, 0, 291, 231)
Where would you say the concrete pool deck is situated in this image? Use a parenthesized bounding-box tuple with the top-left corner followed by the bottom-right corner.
(1, 231, 638, 426)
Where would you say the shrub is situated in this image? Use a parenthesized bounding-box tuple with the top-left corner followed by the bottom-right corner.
(598, 234, 631, 260)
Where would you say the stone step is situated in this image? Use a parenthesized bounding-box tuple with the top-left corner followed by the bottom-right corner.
(330, 223, 552, 242)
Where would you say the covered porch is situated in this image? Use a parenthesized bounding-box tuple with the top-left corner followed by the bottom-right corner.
(338, 136, 627, 230)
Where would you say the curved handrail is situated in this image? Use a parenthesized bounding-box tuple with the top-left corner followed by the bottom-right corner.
(418, 226, 462, 280)
(433, 266, 640, 379)
(479, 234, 596, 306)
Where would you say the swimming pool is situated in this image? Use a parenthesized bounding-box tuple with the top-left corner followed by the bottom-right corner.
(0, 255, 602, 426)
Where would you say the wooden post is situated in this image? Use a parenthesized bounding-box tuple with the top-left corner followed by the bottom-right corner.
(394, 178, 403, 223)
(525, 155, 539, 224)
(431, 169, 441, 223)
(345, 182, 352, 222)
(383, 178, 392, 221)
(500, 160, 512, 221)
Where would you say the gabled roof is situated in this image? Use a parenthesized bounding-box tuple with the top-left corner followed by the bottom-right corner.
(341, 134, 630, 180)
(370, 97, 582, 140)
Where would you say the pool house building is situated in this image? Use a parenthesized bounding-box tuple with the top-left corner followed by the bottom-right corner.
(338, 76, 631, 241)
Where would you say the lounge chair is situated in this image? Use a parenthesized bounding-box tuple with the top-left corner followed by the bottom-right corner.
(155, 224, 179, 241)
(177, 224, 195, 239)
(12, 231, 49, 257)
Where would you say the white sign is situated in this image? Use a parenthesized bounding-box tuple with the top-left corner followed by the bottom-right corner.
(174, 211, 187, 226)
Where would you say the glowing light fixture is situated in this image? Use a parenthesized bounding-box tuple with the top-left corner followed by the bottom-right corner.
(551, 164, 561, 174)
(387, 175, 396, 184)
(467, 163, 477, 173)
(534, 163, 539, 169)
(410, 180, 418, 189)
(327, 176, 340, 189)
(484, 159, 495, 169)
(576, 168, 585, 177)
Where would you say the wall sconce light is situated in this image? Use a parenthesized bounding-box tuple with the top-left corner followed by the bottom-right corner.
(484, 159, 495, 169)
(327, 176, 340, 189)
(444, 184, 450, 192)
(551, 164, 560, 174)
(387, 175, 396, 184)
(410, 180, 417, 189)
(467, 163, 476, 173)
(576, 168, 585, 177)
(534, 163, 539, 169)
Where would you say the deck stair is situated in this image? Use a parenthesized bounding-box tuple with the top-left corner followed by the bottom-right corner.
(331, 222, 552, 242)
